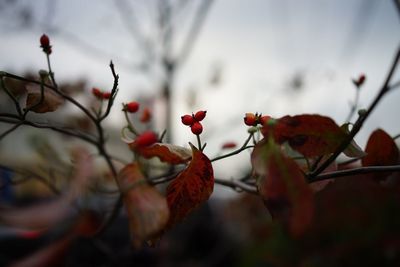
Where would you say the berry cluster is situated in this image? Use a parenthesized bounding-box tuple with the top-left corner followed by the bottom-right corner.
(244, 113, 271, 126)
(92, 87, 112, 100)
(181, 110, 207, 135)
(40, 34, 52, 55)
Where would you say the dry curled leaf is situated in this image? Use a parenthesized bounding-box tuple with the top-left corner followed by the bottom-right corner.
(166, 143, 214, 228)
(117, 163, 169, 248)
(25, 84, 64, 113)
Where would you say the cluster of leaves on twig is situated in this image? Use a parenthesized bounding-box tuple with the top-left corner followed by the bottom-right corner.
(0, 34, 400, 266)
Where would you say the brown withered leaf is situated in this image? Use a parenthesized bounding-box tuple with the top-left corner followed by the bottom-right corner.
(117, 163, 169, 248)
(251, 138, 314, 237)
(166, 143, 214, 228)
(25, 84, 64, 113)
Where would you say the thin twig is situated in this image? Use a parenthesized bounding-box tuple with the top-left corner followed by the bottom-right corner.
(23, 77, 46, 117)
(0, 122, 23, 141)
(99, 62, 119, 122)
(1, 72, 98, 122)
(0, 117, 97, 145)
(46, 53, 58, 88)
(345, 84, 361, 122)
(214, 178, 258, 194)
(310, 165, 400, 182)
(211, 133, 254, 162)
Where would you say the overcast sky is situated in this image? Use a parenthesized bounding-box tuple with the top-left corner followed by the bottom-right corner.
(0, 0, 399, 181)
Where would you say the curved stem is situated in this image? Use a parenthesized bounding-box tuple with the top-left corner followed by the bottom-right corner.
(46, 53, 58, 88)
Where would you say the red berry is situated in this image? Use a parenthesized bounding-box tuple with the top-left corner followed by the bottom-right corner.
(92, 87, 103, 98)
(140, 107, 152, 123)
(190, 122, 203, 135)
(181, 114, 194, 126)
(194, 110, 207, 121)
(40, 34, 50, 47)
(244, 113, 258, 126)
(126, 102, 140, 113)
(102, 92, 111, 99)
(133, 131, 158, 148)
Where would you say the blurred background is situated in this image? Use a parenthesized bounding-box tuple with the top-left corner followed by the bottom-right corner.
(0, 0, 400, 266)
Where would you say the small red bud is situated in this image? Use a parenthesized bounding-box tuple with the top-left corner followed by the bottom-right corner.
(244, 113, 258, 126)
(353, 73, 366, 87)
(140, 107, 152, 123)
(357, 74, 366, 86)
(190, 122, 203, 135)
(181, 114, 194, 126)
(222, 142, 237, 149)
(92, 87, 103, 99)
(102, 92, 111, 99)
(132, 131, 158, 148)
(125, 102, 140, 113)
(194, 110, 207, 121)
(40, 34, 50, 47)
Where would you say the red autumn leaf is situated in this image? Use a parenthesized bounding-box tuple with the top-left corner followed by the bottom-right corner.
(25, 84, 64, 113)
(117, 163, 169, 247)
(0, 147, 93, 230)
(166, 143, 214, 228)
(264, 114, 347, 158)
(362, 129, 399, 179)
(136, 143, 192, 164)
(251, 138, 314, 236)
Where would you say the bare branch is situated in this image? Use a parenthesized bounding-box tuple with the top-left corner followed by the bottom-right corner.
(214, 178, 258, 194)
(211, 133, 254, 162)
(310, 165, 400, 182)
(0, 117, 97, 145)
(0, 121, 23, 141)
(309, 45, 400, 179)
(99, 61, 119, 122)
